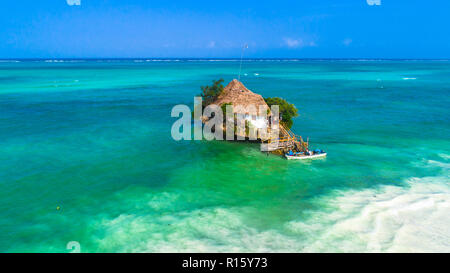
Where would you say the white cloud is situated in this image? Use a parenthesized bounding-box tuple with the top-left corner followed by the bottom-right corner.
(283, 37, 317, 49)
(367, 0, 381, 6)
(342, 38, 352, 46)
(284, 38, 301, 48)
(207, 41, 216, 48)
(66, 0, 81, 6)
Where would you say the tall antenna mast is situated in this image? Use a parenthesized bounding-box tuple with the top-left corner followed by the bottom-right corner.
(238, 44, 248, 81)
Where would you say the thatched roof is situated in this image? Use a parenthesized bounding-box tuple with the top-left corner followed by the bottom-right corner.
(212, 79, 269, 115)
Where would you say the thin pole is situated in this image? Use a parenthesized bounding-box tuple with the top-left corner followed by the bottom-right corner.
(238, 44, 248, 81)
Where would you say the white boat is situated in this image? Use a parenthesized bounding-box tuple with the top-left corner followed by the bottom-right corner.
(285, 152, 327, 160)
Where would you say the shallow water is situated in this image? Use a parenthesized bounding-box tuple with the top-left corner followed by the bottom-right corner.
(0, 59, 449, 252)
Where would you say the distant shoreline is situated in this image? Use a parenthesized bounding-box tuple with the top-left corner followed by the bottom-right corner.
(1, 58, 450, 62)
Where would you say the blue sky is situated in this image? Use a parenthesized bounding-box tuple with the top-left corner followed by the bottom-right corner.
(0, 0, 449, 58)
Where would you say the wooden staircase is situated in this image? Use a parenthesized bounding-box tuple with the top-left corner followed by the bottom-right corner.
(260, 124, 308, 152)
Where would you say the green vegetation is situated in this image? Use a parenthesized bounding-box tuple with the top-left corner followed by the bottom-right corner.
(200, 79, 225, 106)
(221, 102, 233, 121)
(264, 97, 299, 129)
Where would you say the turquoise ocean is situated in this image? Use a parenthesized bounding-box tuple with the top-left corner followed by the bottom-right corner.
(0, 59, 449, 252)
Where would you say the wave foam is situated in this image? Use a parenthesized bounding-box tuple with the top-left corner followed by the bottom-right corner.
(287, 176, 450, 252)
(94, 168, 449, 252)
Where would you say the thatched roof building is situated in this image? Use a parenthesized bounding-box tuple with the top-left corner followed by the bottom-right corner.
(212, 79, 269, 115)
(203, 79, 304, 153)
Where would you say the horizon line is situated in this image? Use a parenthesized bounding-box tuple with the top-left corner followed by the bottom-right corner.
(1, 57, 450, 61)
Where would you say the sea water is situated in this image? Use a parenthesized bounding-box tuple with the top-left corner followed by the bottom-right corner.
(0, 59, 449, 252)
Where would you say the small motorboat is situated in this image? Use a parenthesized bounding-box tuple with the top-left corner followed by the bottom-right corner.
(285, 149, 327, 160)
